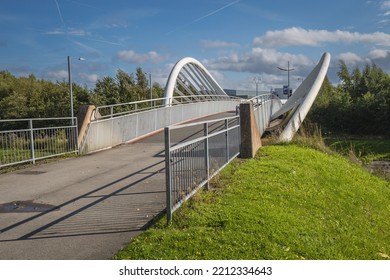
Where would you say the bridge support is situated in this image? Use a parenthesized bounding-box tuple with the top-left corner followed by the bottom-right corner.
(77, 105, 98, 151)
(239, 102, 262, 158)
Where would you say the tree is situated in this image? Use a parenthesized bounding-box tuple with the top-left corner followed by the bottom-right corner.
(135, 67, 149, 101)
(152, 82, 164, 99)
(310, 61, 390, 136)
(94, 76, 119, 105)
(337, 60, 353, 94)
(116, 69, 135, 103)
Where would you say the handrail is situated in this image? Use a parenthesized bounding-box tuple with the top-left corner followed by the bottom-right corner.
(167, 115, 239, 131)
(93, 95, 239, 121)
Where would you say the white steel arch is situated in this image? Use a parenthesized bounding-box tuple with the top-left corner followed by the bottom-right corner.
(163, 57, 228, 106)
(269, 52, 331, 141)
(163, 53, 330, 142)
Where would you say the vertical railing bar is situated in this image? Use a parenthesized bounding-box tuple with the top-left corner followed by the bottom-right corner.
(178, 148, 181, 204)
(225, 119, 229, 163)
(184, 145, 191, 192)
(204, 123, 210, 190)
(172, 149, 175, 207)
(165, 127, 172, 224)
(189, 144, 192, 191)
(29, 120, 35, 164)
(187, 145, 190, 193)
(183, 146, 186, 196)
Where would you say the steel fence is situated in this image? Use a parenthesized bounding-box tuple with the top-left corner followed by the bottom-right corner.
(165, 115, 240, 223)
(0, 117, 78, 168)
(81, 99, 241, 154)
(249, 94, 283, 135)
(94, 95, 238, 120)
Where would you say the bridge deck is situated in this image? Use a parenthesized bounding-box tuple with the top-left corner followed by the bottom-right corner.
(0, 112, 235, 259)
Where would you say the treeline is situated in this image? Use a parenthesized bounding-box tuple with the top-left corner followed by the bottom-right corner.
(308, 61, 390, 136)
(0, 67, 164, 120)
(1, 62, 389, 136)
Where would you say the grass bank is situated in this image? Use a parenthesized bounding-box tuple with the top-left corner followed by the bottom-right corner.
(325, 137, 390, 163)
(115, 144, 390, 260)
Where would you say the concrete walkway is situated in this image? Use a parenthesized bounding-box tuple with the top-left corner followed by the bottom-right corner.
(0, 112, 235, 259)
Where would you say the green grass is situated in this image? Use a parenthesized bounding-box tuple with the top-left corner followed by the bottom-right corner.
(115, 144, 390, 260)
(325, 137, 390, 163)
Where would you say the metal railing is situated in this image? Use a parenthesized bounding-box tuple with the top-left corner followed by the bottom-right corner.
(0, 117, 78, 168)
(249, 94, 283, 135)
(81, 99, 241, 154)
(94, 95, 239, 120)
(165, 115, 240, 223)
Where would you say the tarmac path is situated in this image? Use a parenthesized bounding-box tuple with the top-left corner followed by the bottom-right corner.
(0, 112, 234, 259)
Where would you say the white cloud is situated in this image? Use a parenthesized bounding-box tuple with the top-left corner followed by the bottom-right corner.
(80, 73, 99, 84)
(337, 52, 368, 65)
(201, 40, 239, 48)
(44, 30, 65, 35)
(253, 27, 390, 47)
(68, 29, 90, 36)
(44, 28, 91, 37)
(336, 49, 390, 71)
(381, 1, 390, 16)
(47, 70, 68, 80)
(116, 50, 166, 64)
(369, 48, 390, 59)
(204, 48, 313, 75)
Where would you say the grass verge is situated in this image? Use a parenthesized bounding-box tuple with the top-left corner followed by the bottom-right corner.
(325, 137, 390, 163)
(114, 144, 390, 260)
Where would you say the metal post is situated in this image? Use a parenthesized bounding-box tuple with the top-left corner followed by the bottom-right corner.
(225, 119, 229, 163)
(287, 61, 290, 96)
(68, 56, 74, 125)
(165, 127, 172, 224)
(277, 61, 294, 98)
(253, 77, 261, 97)
(74, 117, 79, 153)
(28, 120, 35, 164)
(149, 73, 153, 108)
(204, 123, 209, 190)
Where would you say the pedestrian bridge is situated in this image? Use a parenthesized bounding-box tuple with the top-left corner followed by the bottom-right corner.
(0, 52, 331, 259)
(79, 52, 330, 155)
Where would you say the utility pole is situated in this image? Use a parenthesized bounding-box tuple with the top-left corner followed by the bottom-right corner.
(253, 77, 261, 96)
(145, 72, 153, 107)
(277, 61, 295, 97)
(67, 56, 73, 125)
(67, 56, 85, 125)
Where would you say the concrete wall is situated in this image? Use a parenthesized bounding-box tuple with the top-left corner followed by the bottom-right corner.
(239, 102, 262, 158)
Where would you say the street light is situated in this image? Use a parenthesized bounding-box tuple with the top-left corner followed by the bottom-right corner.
(67, 56, 85, 125)
(253, 77, 261, 96)
(277, 61, 295, 97)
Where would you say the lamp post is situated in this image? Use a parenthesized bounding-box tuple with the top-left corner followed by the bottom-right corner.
(277, 61, 295, 97)
(253, 77, 261, 96)
(67, 56, 85, 125)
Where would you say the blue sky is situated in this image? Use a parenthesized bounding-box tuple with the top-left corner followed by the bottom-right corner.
(1, 0, 390, 91)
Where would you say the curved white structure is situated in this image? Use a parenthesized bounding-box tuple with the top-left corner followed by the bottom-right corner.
(163, 52, 330, 142)
(270, 52, 331, 141)
(163, 57, 228, 106)
(82, 54, 329, 154)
